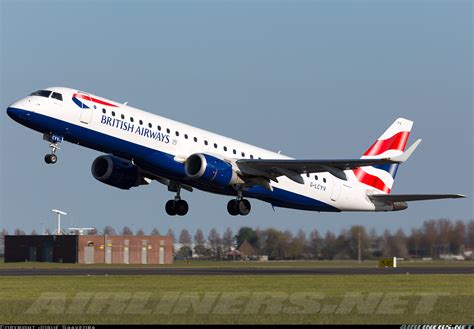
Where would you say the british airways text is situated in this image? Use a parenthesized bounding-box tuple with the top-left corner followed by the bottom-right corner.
(100, 115, 170, 143)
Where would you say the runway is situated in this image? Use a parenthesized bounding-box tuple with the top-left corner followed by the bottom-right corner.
(0, 266, 472, 276)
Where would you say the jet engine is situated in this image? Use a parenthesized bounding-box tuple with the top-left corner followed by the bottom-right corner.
(91, 155, 148, 190)
(184, 153, 242, 188)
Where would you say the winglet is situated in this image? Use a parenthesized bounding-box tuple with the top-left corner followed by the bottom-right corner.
(390, 139, 422, 163)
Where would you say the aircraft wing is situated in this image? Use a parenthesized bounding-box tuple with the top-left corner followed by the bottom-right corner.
(236, 139, 421, 184)
(237, 158, 398, 183)
(369, 194, 466, 202)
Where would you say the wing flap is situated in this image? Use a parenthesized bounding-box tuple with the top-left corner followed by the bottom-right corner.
(369, 194, 466, 202)
(237, 157, 402, 183)
(238, 158, 395, 174)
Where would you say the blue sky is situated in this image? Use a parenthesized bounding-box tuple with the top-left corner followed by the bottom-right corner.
(1, 0, 472, 237)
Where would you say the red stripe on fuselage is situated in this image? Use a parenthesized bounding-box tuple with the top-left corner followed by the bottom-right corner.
(363, 131, 410, 156)
(353, 168, 391, 193)
(72, 93, 118, 107)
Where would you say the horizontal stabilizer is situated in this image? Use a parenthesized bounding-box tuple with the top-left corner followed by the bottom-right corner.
(369, 194, 466, 202)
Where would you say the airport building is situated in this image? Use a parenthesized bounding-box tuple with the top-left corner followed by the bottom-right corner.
(4, 235, 173, 265)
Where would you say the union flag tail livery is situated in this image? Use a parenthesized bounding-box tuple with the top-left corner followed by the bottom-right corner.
(353, 118, 412, 194)
(6, 87, 465, 217)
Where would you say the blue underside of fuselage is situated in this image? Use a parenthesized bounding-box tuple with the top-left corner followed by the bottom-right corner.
(6, 107, 339, 212)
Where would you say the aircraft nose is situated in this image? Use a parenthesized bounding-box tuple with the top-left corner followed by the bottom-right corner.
(6, 106, 31, 123)
(6, 106, 19, 120)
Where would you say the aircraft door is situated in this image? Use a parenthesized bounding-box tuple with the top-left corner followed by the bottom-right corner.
(330, 176, 341, 202)
(78, 92, 94, 124)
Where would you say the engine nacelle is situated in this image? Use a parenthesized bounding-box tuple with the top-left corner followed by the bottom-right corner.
(184, 153, 241, 188)
(91, 155, 146, 190)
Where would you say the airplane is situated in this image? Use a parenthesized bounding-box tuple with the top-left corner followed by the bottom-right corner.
(6, 87, 465, 216)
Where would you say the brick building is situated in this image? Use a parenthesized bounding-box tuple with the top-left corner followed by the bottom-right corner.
(78, 235, 173, 264)
(5, 235, 173, 265)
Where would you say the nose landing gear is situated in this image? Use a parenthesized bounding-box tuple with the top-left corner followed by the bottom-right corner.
(43, 134, 63, 164)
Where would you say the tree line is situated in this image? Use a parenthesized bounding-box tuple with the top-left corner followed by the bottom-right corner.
(1, 218, 473, 260)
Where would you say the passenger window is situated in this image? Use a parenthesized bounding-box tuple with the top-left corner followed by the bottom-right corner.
(102, 109, 106, 114)
(111, 111, 115, 117)
(184, 134, 188, 139)
(121, 114, 125, 119)
(51, 92, 63, 101)
(233, 149, 236, 155)
(323, 178, 327, 183)
(214, 143, 218, 149)
(158, 125, 161, 131)
(130, 117, 134, 122)
(204, 140, 208, 146)
(139, 120, 143, 125)
(250, 155, 254, 159)
(224, 146, 227, 152)
(241, 152, 245, 157)
(148, 123, 152, 128)
(306, 173, 310, 178)
(194, 137, 198, 142)
(166, 128, 170, 134)
(176, 131, 179, 137)
(315, 175, 318, 180)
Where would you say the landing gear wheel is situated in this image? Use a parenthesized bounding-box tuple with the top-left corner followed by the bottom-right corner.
(227, 199, 251, 216)
(238, 199, 251, 216)
(165, 200, 177, 216)
(49, 154, 57, 164)
(165, 183, 190, 216)
(44, 154, 57, 164)
(227, 199, 239, 216)
(166, 199, 189, 216)
(176, 200, 189, 216)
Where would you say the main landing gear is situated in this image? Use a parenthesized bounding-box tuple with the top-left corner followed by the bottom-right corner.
(165, 184, 189, 216)
(227, 190, 251, 216)
(166, 199, 189, 216)
(43, 133, 63, 165)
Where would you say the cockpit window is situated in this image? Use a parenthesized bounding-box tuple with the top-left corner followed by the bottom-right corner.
(30, 90, 52, 98)
(51, 92, 63, 101)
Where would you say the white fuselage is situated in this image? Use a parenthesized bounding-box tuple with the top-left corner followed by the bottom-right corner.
(7, 87, 383, 213)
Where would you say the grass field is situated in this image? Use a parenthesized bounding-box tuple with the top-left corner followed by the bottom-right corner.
(0, 274, 473, 324)
(1, 259, 472, 324)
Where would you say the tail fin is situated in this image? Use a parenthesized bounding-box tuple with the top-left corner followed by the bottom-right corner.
(352, 118, 413, 194)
